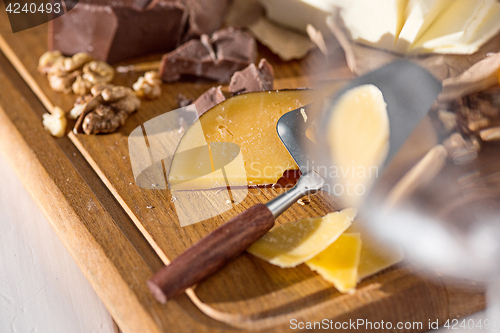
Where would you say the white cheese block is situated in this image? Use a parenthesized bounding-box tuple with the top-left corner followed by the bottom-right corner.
(410, 0, 498, 54)
(338, 0, 408, 51)
(394, 0, 453, 53)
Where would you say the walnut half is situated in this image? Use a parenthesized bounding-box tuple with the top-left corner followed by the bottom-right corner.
(73, 86, 141, 135)
(83, 61, 114, 85)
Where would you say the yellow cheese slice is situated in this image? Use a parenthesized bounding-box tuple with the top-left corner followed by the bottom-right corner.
(327, 84, 389, 207)
(168, 90, 321, 189)
(305, 233, 362, 293)
(410, 0, 499, 54)
(247, 208, 355, 268)
(346, 223, 404, 281)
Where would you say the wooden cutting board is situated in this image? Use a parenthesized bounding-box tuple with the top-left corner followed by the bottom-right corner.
(0, 12, 486, 332)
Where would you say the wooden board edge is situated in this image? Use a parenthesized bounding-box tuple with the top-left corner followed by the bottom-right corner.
(68, 131, 172, 265)
(0, 33, 55, 113)
(0, 106, 162, 333)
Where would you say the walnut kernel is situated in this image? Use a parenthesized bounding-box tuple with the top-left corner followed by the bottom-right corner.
(63, 52, 93, 72)
(133, 71, 162, 99)
(72, 75, 93, 96)
(90, 83, 115, 96)
(42, 106, 67, 137)
(83, 61, 114, 84)
(38, 51, 64, 74)
(102, 86, 134, 102)
(48, 70, 81, 94)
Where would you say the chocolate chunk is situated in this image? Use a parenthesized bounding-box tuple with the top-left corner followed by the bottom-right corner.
(49, 0, 188, 63)
(228, 58, 274, 95)
(193, 86, 225, 116)
(159, 28, 257, 83)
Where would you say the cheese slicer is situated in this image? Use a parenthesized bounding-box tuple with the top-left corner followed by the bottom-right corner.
(147, 60, 441, 304)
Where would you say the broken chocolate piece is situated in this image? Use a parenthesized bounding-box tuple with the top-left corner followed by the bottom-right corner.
(193, 86, 225, 116)
(159, 28, 257, 83)
(49, 0, 188, 63)
(228, 58, 274, 95)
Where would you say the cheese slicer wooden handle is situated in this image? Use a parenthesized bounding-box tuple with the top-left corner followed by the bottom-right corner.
(147, 204, 274, 303)
(147, 171, 324, 303)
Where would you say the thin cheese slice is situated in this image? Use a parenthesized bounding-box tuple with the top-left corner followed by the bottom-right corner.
(394, 0, 453, 53)
(305, 233, 362, 293)
(247, 209, 354, 268)
(338, 0, 408, 51)
(410, 0, 498, 54)
(328, 84, 389, 207)
(346, 224, 404, 280)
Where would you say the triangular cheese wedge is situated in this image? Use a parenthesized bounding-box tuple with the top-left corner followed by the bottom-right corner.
(346, 223, 404, 280)
(305, 233, 362, 293)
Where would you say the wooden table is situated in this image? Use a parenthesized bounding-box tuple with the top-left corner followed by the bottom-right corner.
(0, 9, 488, 332)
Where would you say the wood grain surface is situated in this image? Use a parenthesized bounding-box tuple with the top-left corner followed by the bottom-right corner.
(148, 204, 275, 303)
(0, 8, 487, 332)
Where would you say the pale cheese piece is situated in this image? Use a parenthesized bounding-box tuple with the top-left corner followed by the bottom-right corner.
(424, 4, 500, 55)
(169, 90, 320, 189)
(305, 233, 362, 293)
(338, 0, 408, 51)
(410, 0, 499, 54)
(259, 0, 336, 34)
(394, 0, 453, 53)
(247, 209, 354, 268)
(327, 84, 390, 207)
(247, 17, 316, 61)
(346, 224, 404, 281)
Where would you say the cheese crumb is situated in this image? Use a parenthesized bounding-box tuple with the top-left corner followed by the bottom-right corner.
(300, 107, 307, 123)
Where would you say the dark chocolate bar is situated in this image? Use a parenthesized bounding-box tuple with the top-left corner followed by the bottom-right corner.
(48, 0, 229, 63)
